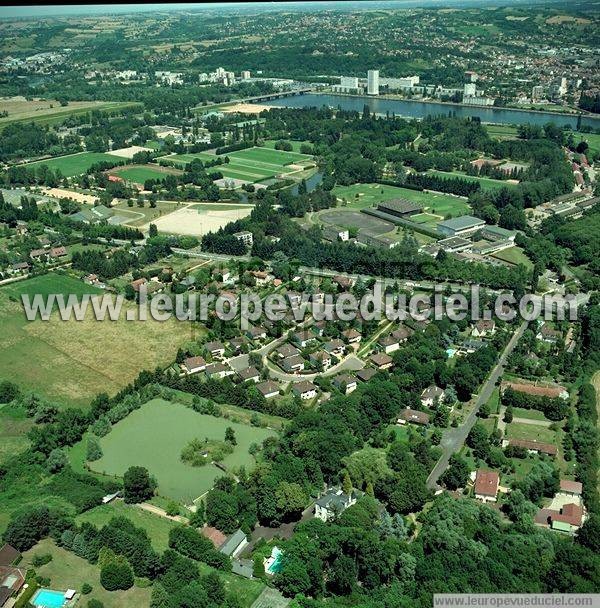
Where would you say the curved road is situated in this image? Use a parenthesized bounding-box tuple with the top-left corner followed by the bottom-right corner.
(426, 320, 529, 490)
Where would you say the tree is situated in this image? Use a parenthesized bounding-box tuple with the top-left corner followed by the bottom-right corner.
(86, 436, 103, 462)
(577, 514, 600, 553)
(47, 448, 68, 473)
(342, 470, 352, 495)
(504, 405, 513, 424)
(0, 380, 19, 403)
(440, 454, 470, 490)
(276, 482, 308, 520)
(123, 466, 156, 503)
(149, 223, 158, 238)
(100, 556, 134, 591)
(225, 427, 237, 446)
(328, 555, 356, 595)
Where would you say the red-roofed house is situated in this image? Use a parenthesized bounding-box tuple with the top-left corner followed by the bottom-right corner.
(559, 479, 582, 497)
(474, 470, 499, 503)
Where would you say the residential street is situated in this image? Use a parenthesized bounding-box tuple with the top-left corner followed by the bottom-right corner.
(426, 320, 529, 489)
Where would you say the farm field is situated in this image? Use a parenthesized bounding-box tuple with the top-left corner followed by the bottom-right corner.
(24, 151, 121, 177)
(333, 182, 471, 216)
(22, 539, 151, 608)
(151, 203, 252, 236)
(110, 163, 182, 185)
(0, 273, 191, 408)
(491, 246, 533, 269)
(428, 169, 517, 192)
(89, 398, 277, 503)
(505, 421, 557, 444)
(0, 98, 141, 129)
(76, 501, 178, 552)
(166, 145, 311, 183)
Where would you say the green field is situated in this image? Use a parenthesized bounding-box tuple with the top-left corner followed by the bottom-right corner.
(112, 164, 179, 185)
(25, 152, 121, 177)
(571, 131, 600, 158)
(90, 399, 277, 503)
(511, 407, 550, 422)
(167, 146, 311, 183)
(505, 421, 557, 444)
(485, 124, 519, 140)
(0, 273, 191, 408)
(410, 212, 442, 224)
(263, 139, 312, 153)
(0, 404, 32, 465)
(76, 501, 178, 552)
(490, 246, 533, 269)
(428, 169, 517, 192)
(333, 182, 471, 217)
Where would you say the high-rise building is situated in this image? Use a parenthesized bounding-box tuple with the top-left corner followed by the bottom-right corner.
(531, 85, 544, 100)
(367, 70, 379, 95)
(241, 70, 251, 80)
(341, 76, 359, 89)
(463, 83, 477, 97)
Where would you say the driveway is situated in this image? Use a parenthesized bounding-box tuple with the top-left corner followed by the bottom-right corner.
(426, 321, 528, 489)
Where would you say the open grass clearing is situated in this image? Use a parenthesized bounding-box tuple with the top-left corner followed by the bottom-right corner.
(490, 246, 533, 269)
(24, 152, 121, 177)
(76, 501, 178, 552)
(511, 407, 550, 422)
(263, 139, 312, 153)
(111, 163, 182, 185)
(428, 169, 517, 192)
(0, 404, 32, 465)
(0, 273, 192, 408)
(89, 398, 277, 503)
(22, 539, 151, 608)
(110, 199, 183, 226)
(505, 421, 557, 444)
(151, 204, 252, 236)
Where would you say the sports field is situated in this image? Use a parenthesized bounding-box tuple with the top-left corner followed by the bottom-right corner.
(151, 203, 252, 236)
(24, 151, 120, 177)
(0, 273, 192, 408)
(428, 169, 516, 192)
(167, 146, 311, 183)
(111, 164, 181, 185)
(89, 398, 277, 503)
(333, 182, 471, 216)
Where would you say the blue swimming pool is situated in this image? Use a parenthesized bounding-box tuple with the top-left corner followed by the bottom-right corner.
(32, 589, 67, 608)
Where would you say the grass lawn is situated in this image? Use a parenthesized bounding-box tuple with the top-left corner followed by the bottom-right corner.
(490, 246, 533, 269)
(24, 152, 121, 177)
(511, 407, 550, 422)
(111, 199, 184, 226)
(410, 212, 441, 224)
(428, 169, 516, 192)
(229, 146, 311, 166)
(89, 399, 277, 503)
(333, 182, 470, 216)
(76, 501, 178, 552)
(0, 272, 192, 408)
(112, 164, 181, 185)
(485, 124, 519, 140)
(263, 139, 312, 153)
(487, 388, 500, 414)
(570, 131, 600, 157)
(0, 404, 32, 465)
(505, 421, 557, 444)
(21, 539, 151, 608)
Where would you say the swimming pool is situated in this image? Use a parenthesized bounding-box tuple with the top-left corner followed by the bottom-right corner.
(32, 589, 67, 608)
(446, 348, 457, 358)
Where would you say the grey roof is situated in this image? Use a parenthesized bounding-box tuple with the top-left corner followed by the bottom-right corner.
(232, 558, 254, 578)
(437, 215, 485, 231)
(378, 199, 423, 215)
(219, 529, 247, 556)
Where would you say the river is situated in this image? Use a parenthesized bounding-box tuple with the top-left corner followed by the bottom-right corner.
(263, 93, 600, 129)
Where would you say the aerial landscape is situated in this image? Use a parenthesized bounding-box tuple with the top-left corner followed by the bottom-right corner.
(0, 1, 599, 607)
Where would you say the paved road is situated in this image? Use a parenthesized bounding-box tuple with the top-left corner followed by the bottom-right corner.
(426, 320, 529, 490)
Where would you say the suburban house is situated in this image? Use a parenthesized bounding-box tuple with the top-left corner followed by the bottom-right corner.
(311, 320, 327, 336)
(559, 480, 583, 497)
(322, 226, 350, 242)
(256, 381, 280, 399)
(250, 270, 271, 285)
(292, 330, 317, 348)
(370, 352, 393, 370)
(229, 336, 247, 354)
(245, 325, 268, 341)
(391, 325, 413, 343)
(397, 408, 430, 426)
(356, 367, 377, 382)
(421, 385, 445, 407)
(238, 366, 261, 383)
(201, 527, 227, 549)
(332, 275, 354, 290)
(275, 343, 301, 359)
(459, 339, 486, 354)
(309, 350, 332, 371)
(204, 341, 226, 358)
(205, 362, 234, 379)
(333, 374, 358, 395)
(342, 328, 362, 344)
(219, 529, 248, 558)
(471, 319, 496, 338)
(0, 544, 24, 608)
(49, 246, 67, 258)
(314, 488, 359, 521)
(473, 469, 500, 503)
(504, 439, 557, 457)
(232, 558, 254, 579)
(281, 355, 305, 373)
(183, 356, 206, 375)
(501, 380, 569, 400)
(292, 381, 318, 400)
(536, 503, 585, 534)
(323, 339, 345, 357)
(131, 277, 147, 292)
(536, 324, 561, 343)
(378, 335, 401, 354)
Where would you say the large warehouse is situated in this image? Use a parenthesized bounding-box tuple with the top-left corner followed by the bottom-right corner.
(376, 199, 424, 217)
(437, 215, 485, 237)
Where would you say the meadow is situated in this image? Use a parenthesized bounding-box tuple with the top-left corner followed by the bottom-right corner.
(110, 164, 181, 185)
(263, 139, 312, 152)
(166, 145, 311, 183)
(333, 182, 471, 216)
(490, 246, 533, 269)
(0, 273, 192, 408)
(24, 151, 120, 177)
(89, 398, 277, 503)
(505, 421, 557, 444)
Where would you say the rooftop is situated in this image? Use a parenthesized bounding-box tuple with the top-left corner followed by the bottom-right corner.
(438, 215, 485, 231)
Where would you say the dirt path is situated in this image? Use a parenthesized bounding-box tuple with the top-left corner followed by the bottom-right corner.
(137, 502, 189, 524)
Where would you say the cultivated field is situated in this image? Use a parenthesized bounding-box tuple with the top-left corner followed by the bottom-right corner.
(333, 182, 471, 216)
(166, 146, 312, 183)
(24, 152, 121, 177)
(0, 97, 140, 129)
(110, 163, 182, 185)
(89, 398, 276, 503)
(151, 203, 252, 236)
(0, 273, 192, 408)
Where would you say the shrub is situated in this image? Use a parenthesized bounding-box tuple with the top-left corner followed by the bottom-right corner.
(88, 599, 104, 608)
(100, 557, 134, 591)
(31, 553, 53, 567)
(81, 583, 92, 595)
